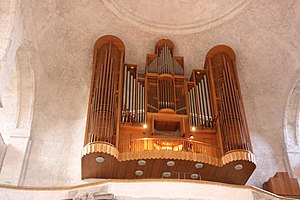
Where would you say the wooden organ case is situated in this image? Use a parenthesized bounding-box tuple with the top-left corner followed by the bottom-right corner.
(82, 35, 256, 185)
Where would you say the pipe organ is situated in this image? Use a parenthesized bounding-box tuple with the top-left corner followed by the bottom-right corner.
(82, 36, 256, 185)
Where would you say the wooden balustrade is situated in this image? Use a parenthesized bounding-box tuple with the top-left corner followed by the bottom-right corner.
(118, 138, 220, 157)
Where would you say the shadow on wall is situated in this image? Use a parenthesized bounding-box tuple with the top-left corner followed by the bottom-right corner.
(15, 41, 35, 129)
(246, 132, 286, 187)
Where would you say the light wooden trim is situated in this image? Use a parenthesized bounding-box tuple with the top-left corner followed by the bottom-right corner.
(222, 149, 256, 165)
(82, 142, 256, 167)
(82, 142, 119, 159)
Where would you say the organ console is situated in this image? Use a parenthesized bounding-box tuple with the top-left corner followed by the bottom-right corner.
(82, 35, 256, 184)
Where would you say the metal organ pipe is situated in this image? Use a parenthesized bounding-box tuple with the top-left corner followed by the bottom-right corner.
(157, 45, 174, 75)
(166, 80, 168, 108)
(225, 61, 246, 148)
(133, 78, 136, 116)
(220, 95, 230, 151)
(122, 65, 127, 122)
(162, 80, 165, 108)
(99, 47, 109, 141)
(163, 45, 165, 67)
(192, 87, 197, 127)
(107, 59, 114, 143)
(141, 83, 143, 123)
(165, 44, 168, 73)
(201, 79, 208, 126)
(223, 67, 238, 147)
(190, 74, 214, 129)
(126, 72, 130, 111)
(204, 75, 212, 125)
(103, 55, 111, 140)
(130, 74, 133, 114)
(137, 82, 140, 123)
(160, 80, 163, 108)
(196, 83, 203, 127)
(197, 82, 204, 127)
(94, 62, 104, 141)
(189, 88, 195, 126)
(106, 57, 113, 141)
(142, 85, 145, 123)
(171, 81, 174, 108)
(200, 81, 205, 125)
(221, 81, 231, 148)
(96, 50, 107, 141)
(188, 91, 193, 125)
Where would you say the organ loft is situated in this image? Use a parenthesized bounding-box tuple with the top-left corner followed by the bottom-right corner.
(81, 35, 256, 184)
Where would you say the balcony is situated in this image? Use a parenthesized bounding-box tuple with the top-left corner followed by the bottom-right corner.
(82, 138, 255, 184)
(118, 138, 220, 158)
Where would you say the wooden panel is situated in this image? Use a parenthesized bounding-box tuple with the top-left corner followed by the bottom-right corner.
(263, 172, 300, 198)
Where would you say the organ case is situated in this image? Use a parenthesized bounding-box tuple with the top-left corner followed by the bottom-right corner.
(82, 36, 256, 185)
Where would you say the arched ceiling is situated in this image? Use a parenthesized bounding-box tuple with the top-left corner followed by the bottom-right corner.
(103, 0, 253, 34)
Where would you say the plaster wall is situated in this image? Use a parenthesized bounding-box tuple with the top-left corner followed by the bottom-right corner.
(0, 0, 299, 188)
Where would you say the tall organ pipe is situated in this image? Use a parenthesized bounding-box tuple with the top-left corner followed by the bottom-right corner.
(122, 65, 127, 112)
(200, 81, 206, 125)
(197, 82, 204, 126)
(196, 83, 203, 127)
(188, 91, 193, 125)
(126, 72, 130, 110)
(137, 82, 140, 123)
(201, 79, 208, 126)
(105, 57, 113, 141)
(141, 83, 143, 123)
(223, 68, 239, 147)
(204, 75, 212, 124)
(130, 75, 133, 113)
(191, 87, 197, 127)
(142, 86, 145, 123)
(133, 78, 136, 116)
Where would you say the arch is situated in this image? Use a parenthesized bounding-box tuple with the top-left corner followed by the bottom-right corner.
(283, 79, 300, 179)
(155, 38, 174, 55)
(205, 45, 236, 62)
(94, 35, 125, 53)
(15, 41, 35, 129)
